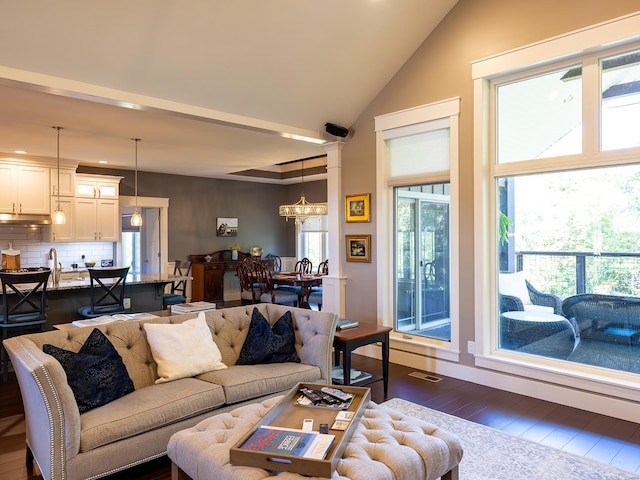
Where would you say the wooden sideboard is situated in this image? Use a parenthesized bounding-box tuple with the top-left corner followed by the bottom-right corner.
(189, 250, 273, 302)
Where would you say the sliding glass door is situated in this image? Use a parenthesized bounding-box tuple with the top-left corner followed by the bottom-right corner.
(395, 186, 450, 339)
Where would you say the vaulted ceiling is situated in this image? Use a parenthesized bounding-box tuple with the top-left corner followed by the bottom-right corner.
(0, 1, 458, 183)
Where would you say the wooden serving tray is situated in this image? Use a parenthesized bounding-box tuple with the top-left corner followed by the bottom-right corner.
(230, 382, 371, 478)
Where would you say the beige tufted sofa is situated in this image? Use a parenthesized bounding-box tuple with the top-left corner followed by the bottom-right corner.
(168, 395, 463, 480)
(4, 304, 338, 480)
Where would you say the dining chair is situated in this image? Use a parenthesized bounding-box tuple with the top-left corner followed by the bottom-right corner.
(264, 253, 282, 273)
(0, 269, 51, 381)
(77, 267, 130, 318)
(308, 260, 328, 310)
(294, 258, 313, 274)
(256, 265, 298, 307)
(285, 257, 314, 296)
(236, 261, 260, 304)
(163, 260, 192, 309)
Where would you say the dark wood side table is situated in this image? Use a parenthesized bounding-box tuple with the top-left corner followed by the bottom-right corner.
(333, 323, 392, 397)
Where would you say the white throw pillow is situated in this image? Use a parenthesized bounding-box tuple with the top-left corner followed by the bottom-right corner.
(498, 271, 532, 305)
(143, 312, 227, 384)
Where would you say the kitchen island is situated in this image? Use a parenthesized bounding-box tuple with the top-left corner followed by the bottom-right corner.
(43, 271, 188, 330)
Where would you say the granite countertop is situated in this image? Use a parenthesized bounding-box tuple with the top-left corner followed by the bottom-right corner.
(47, 272, 189, 291)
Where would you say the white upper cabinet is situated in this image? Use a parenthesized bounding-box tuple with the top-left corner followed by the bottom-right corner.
(0, 162, 50, 215)
(76, 174, 120, 199)
(50, 167, 76, 197)
(74, 174, 122, 242)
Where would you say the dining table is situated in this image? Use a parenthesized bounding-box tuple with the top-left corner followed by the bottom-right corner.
(272, 272, 324, 308)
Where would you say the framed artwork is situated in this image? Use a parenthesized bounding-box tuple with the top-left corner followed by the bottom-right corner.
(346, 234, 371, 262)
(216, 217, 238, 237)
(345, 193, 370, 223)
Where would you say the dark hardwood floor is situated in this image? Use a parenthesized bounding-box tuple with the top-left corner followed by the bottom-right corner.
(2, 354, 640, 479)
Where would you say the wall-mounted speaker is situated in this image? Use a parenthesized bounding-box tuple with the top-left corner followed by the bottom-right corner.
(324, 122, 349, 138)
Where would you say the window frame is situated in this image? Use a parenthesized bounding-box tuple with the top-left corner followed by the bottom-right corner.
(296, 215, 328, 268)
(473, 12, 640, 401)
(375, 98, 460, 362)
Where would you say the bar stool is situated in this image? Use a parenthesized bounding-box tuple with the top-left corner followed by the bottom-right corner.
(0, 269, 50, 381)
(77, 267, 130, 318)
(163, 260, 192, 309)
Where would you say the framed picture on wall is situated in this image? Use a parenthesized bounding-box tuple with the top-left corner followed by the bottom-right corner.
(216, 218, 238, 237)
(346, 234, 371, 262)
(345, 193, 370, 222)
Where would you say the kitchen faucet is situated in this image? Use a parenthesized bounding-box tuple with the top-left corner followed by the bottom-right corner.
(48, 247, 61, 286)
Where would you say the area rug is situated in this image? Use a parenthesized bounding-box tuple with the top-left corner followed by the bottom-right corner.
(381, 398, 639, 480)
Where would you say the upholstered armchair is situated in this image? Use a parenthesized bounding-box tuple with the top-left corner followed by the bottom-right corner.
(499, 271, 563, 315)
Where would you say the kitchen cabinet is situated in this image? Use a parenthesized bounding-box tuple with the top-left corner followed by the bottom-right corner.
(74, 197, 120, 241)
(48, 197, 75, 242)
(0, 163, 50, 215)
(73, 174, 121, 242)
(75, 174, 120, 199)
(50, 167, 76, 197)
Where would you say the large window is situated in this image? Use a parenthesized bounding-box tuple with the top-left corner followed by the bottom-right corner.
(477, 23, 640, 390)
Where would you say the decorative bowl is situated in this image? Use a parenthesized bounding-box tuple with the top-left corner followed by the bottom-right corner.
(85, 262, 96, 268)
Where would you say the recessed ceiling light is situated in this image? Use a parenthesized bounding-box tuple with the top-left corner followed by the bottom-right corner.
(14, 150, 27, 154)
(99, 160, 108, 164)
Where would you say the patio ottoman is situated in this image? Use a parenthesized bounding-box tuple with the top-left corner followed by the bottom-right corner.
(167, 396, 463, 480)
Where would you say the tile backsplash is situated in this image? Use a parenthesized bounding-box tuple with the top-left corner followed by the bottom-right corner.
(0, 226, 116, 269)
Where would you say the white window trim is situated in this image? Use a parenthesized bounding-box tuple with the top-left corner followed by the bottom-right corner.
(472, 12, 640, 404)
(375, 98, 460, 362)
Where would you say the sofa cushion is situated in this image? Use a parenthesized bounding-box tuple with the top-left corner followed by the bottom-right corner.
(197, 362, 322, 404)
(43, 328, 134, 413)
(143, 313, 227, 384)
(79, 377, 226, 452)
(236, 308, 300, 365)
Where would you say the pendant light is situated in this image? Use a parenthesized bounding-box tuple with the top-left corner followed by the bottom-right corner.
(278, 159, 328, 224)
(130, 138, 143, 227)
(52, 126, 66, 225)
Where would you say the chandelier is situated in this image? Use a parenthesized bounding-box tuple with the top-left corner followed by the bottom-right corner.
(278, 160, 327, 224)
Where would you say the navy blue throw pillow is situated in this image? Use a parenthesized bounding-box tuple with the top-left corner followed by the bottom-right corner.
(237, 308, 301, 365)
(43, 328, 134, 413)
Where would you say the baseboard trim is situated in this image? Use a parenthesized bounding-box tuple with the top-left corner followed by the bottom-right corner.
(355, 343, 640, 423)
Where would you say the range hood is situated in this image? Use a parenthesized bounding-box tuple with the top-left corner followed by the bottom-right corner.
(0, 213, 51, 225)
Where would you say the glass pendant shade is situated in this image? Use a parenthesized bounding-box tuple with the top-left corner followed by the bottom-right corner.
(52, 206, 66, 225)
(131, 208, 143, 227)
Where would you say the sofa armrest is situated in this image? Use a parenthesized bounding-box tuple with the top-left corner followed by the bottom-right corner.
(265, 304, 338, 382)
(4, 336, 82, 480)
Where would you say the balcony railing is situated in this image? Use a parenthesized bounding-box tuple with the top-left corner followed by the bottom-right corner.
(513, 251, 640, 298)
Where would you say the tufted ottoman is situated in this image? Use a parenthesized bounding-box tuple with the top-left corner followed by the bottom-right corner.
(167, 396, 463, 480)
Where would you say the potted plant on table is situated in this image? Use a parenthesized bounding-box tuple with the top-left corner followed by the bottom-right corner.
(230, 244, 241, 261)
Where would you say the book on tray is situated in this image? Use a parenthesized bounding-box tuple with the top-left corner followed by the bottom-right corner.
(170, 301, 217, 313)
(239, 426, 334, 459)
(336, 318, 359, 330)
